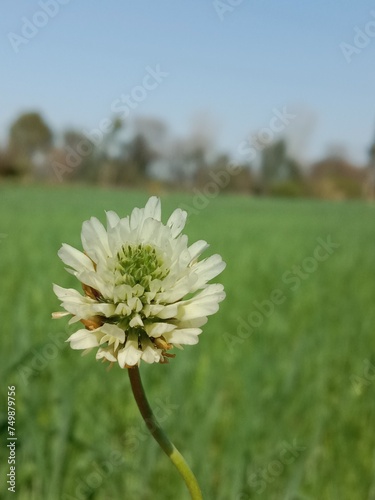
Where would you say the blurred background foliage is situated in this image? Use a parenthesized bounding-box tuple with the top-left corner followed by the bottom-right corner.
(0, 110, 374, 201)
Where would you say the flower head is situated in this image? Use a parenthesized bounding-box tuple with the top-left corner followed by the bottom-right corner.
(53, 197, 226, 368)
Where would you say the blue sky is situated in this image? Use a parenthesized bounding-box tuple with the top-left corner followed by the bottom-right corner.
(1, 0, 375, 164)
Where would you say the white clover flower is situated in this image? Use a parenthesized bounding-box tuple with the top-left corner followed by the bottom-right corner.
(53, 197, 226, 368)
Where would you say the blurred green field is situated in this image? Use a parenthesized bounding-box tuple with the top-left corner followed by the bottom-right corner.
(1, 183, 375, 500)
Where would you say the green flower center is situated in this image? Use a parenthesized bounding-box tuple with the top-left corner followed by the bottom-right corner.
(116, 243, 169, 288)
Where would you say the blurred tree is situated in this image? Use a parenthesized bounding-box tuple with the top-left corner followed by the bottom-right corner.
(126, 133, 156, 181)
(310, 156, 365, 199)
(8, 112, 52, 177)
(259, 138, 302, 194)
(0, 149, 18, 178)
(127, 117, 170, 184)
(195, 154, 253, 194)
(56, 118, 125, 185)
(365, 140, 375, 200)
(100, 116, 123, 158)
(133, 117, 168, 154)
(97, 117, 162, 186)
(62, 130, 97, 183)
(162, 139, 207, 187)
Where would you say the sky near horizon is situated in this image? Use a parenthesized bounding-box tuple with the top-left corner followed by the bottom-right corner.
(1, 0, 375, 165)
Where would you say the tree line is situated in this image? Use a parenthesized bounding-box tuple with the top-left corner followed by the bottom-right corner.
(0, 111, 374, 200)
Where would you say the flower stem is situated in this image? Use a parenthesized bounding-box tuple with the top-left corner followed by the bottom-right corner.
(128, 366, 203, 500)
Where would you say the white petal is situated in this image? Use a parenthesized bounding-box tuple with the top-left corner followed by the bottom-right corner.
(129, 207, 143, 231)
(106, 211, 123, 254)
(137, 217, 159, 244)
(67, 329, 99, 349)
(157, 274, 198, 303)
(54, 284, 116, 319)
(81, 217, 111, 262)
(144, 196, 161, 221)
(188, 240, 209, 261)
(141, 346, 161, 363)
(76, 270, 112, 299)
(90, 303, 116, 317)
(68, 315, 81, 324)
(177, 284, 226, 321)
(118, 216, 131, 241)
(175, 317, 208, 328)
(129, 315, 144, 327)
(53, 283, 71, 300)
(127, 297, 142, 312)
(129, 198, 163, 241)
(114, 302, 132, 316)
(52, 311, 70, 319)
(143, 304, 165, 317)
(100, 323, 125, 342)
(165, 328, 201, 345)
(140, 336, 162, 363)
(118, 338, 142, 367)
(96, 347, 117, 363)
(53, 284, 91, 303)
(58, 244, 95, 273)
(106, 210, 120, 229)
(113, 284, 134, 303)
(155, 303, 179, 319)
(190, 254, 226, 291)
(144, 322, 176, 338)
(167, 208, 187, 238)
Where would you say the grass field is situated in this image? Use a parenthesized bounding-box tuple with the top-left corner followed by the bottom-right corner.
(1, 183, 375, 500)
